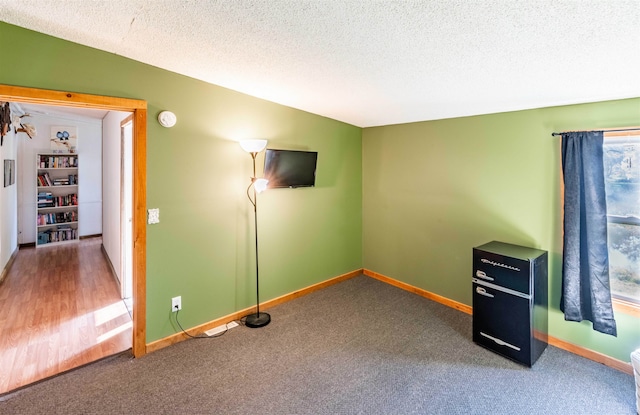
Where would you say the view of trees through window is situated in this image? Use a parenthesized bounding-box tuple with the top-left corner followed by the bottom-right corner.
(603, 133, 640, 304)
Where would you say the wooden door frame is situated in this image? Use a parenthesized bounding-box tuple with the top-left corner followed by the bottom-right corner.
(0, 84, 147, 357)
(120, 114, 134, 300)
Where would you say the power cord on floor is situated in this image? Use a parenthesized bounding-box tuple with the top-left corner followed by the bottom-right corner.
(173, 308, 232, 339)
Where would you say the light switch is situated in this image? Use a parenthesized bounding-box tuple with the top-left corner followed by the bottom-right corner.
(148, 208, 160, 224)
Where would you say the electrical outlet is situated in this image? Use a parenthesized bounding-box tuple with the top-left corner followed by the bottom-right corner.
(171, 296, 181, 312)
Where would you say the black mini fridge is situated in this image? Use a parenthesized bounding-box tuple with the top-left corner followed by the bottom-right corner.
(472, 241, 548, 367)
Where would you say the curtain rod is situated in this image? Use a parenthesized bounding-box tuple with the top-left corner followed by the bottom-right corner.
(551, 127, 640, 137)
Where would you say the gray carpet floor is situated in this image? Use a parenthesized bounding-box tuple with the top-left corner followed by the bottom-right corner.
(0, 274, 635, 414)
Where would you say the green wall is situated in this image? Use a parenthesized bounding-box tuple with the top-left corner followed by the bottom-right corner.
(363, 99, 640, 362)
(1, 22, 363, 342)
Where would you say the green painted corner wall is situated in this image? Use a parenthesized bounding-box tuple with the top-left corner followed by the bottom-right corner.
(362, 98, 640, 362)
(1, 22, 363, 343)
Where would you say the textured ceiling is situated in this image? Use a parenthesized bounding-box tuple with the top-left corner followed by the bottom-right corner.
(1, 0, 639, 127)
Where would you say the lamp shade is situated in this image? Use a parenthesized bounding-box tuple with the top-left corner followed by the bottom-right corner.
(239, 139, 267, 153)
(254, 178, 269, 193)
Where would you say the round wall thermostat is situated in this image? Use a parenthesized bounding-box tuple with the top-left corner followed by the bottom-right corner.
(158, 111, 177, 128)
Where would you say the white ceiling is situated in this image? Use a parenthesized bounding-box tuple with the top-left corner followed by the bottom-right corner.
(18, 103, 109, 122)
(1, 0, 639, 127)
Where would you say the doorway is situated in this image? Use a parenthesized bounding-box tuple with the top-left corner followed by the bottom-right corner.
(121, 115, 134, 306)
(0, 84, 147, 358)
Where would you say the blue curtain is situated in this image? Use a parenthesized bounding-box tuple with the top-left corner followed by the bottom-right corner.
(560, 131, 617, 336)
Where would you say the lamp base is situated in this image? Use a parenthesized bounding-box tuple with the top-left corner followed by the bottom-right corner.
(245, 312, 271, 328)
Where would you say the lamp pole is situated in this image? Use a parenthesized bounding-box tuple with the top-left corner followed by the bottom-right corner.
(241, 141, 270, 328)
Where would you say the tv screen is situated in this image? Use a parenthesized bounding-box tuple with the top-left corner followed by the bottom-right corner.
(264, 149, 317, 188)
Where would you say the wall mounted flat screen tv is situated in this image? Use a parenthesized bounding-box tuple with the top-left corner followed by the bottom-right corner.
(264, 149, 317, 188)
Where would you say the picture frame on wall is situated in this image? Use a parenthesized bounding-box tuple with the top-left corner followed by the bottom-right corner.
(50, 125, 78, 153)
(4, 159, 15, 187)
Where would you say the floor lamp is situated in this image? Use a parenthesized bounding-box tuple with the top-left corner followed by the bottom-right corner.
(240, 139, 271, 328)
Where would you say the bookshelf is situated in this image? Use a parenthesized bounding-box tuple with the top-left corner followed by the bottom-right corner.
(36, 153, 79, 247)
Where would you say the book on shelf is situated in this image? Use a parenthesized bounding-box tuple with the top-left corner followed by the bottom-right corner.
(51, 193, 77, 207)
(53, 178, 70, 186)
(36, 192, 78, 208)
(37, 172, 53, 186)
(37, 232, 50, 245)
(37, 227, 78, 245)
(38, 155, 78, 169)
(37, 192, 54, 208)
(37, 211, 78, 225)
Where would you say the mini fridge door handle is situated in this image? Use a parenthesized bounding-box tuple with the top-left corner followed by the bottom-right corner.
(475, 270, 494, 281)
(473, 278, 531, 299)
(476, 286, 494, 298)
(480, 332, 521, 351)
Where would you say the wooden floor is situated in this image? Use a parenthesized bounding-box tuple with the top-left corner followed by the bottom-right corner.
(0, 237, 132, 395)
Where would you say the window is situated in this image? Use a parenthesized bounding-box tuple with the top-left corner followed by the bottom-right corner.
(603, 132, 640, 305)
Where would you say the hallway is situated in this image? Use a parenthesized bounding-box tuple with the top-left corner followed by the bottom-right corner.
(0, 237, 131, 395)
